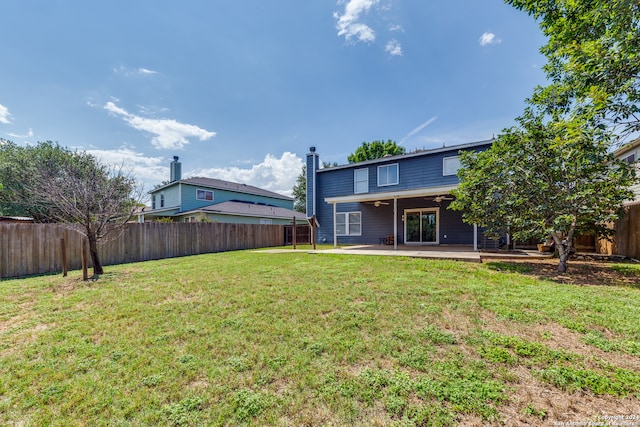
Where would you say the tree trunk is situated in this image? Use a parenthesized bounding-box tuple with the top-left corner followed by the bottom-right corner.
(87, 231, 104, 276)
(551, 232, 569, 274)
(557, 251, 568, 273)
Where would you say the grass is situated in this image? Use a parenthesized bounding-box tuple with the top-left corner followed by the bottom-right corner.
(1, 251, 639, 426)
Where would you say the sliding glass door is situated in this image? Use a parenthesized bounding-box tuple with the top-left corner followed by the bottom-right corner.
(404, 209, 438, 244)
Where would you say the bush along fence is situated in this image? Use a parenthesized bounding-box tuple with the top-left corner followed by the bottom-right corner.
(0, 222, 285, 279)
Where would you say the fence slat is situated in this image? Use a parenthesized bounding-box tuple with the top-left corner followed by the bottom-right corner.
(0, 222, 285, 279)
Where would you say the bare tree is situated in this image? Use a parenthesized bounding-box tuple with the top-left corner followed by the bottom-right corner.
(28, 147, 142, 276)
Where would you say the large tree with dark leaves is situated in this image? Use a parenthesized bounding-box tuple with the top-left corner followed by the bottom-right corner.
(347, 140, 405, 163)
(451, 111, 636, 273)
(507, 0, 640, 135)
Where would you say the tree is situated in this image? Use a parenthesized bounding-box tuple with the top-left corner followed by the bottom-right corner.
(507, 0, 640, 135)
(0, 139, 72, 220)
(292, 165, 306, 213)
(450, 111, 636, 273)
(347, 140, 405, 163)
(0, 141, 141, 276)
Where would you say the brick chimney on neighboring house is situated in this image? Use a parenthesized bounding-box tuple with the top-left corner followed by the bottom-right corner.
(306, 147, 319, 218)
(170, 156, 182, 182)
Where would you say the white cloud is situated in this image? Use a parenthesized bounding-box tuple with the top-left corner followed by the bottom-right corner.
(7, 128, 34, 139)
(104, 102, 216, 150)
(85, 147, 168, 193)
(388, 24, 403, 32)
(190, 152, 304, 197)
(0, 103, 13, 124)
(385, 39, 403, 56)
(113, 65, 159, 76)
(479, 32, 501, 47)
(400, 116, 438, 144)
(138, 68, 158, 75)
(334, 0, 379, 43)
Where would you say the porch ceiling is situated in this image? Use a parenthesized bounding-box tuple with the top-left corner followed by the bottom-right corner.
(324, 184, 458, 204)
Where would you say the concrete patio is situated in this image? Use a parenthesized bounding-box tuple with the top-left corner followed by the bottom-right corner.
(261, 244, 554, 263)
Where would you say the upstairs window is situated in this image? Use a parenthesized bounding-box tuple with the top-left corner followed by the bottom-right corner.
(623, 153, 636, 164)
(443, 156, 461, 176)
(377, 163, 399, 187)
(151, 196, 156, 210)
(354, 168, 369, 194)
(196, 189, 214, 201)
(160, 193, 165, 208)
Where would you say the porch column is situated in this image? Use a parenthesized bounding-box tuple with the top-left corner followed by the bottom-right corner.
(333, 202, 337, 249)
(473, 223, 478, 251)
(393, 198, 398, 250)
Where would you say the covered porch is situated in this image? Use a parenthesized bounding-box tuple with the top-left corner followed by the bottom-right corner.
(324, 185, 480, 251)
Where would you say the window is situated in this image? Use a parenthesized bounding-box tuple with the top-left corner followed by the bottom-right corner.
(151, 195, 156, 210)
(354, 168, 369, 194)
(336, 212, 361, 236)
(160, 193, 165, 208)
(196, 189, 214, 201)
(623, 153, 636, 164)
(377, 163, 399, 186)
(443, 156, 461, 176)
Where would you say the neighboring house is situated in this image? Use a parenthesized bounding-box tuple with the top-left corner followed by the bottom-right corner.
(306, 140, 494, 249)
(614, 137, 640, 204)
(138, 157, 302, 225)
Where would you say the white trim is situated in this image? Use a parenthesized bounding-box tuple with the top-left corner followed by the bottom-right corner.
(377, 163, 399, 187)
(404, 207, 440, 245)
(325, 184, 458, 204)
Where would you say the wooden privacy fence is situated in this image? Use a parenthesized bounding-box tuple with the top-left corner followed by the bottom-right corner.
(0, 222, 285, 279)
(596, 203, 640, 260)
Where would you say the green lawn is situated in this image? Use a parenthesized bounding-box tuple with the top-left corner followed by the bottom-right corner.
(1, 251, 639, 426)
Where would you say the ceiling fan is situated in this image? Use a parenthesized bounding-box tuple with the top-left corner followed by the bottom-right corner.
(367, 200, 390, 207)
(428, 195, 454, 203)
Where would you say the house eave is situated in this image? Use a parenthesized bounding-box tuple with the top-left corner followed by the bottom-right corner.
(324, 184, 459, 204)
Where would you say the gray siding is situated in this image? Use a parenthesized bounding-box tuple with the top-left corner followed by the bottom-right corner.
(315, 144, 490, 245)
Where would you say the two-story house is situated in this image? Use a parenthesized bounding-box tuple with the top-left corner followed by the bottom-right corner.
(138, 157, 302, 224)
(305, 140, 494, 249)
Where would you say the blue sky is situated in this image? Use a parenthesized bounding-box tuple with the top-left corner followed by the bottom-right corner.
(0, 0, 547, 198)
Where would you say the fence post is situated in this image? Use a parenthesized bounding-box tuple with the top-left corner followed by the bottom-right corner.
(81, 239, 88, 281)
(293, 217, 297, 250)
(312, 215, 317, 250)
(61, 238, 68, 277)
